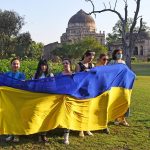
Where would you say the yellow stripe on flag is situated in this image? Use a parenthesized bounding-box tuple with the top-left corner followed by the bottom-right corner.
(0, 86, 131, 135)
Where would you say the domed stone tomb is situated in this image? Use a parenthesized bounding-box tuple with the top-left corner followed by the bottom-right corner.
(61, 9, 105, 44)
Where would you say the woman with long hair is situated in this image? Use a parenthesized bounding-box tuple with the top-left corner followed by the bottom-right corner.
(33, 59, 54, 143)
(75, 50, 95, 137)
(75, 50, 95, 72)
(96, 53, 109, 66)
(34, 59, 54, 79)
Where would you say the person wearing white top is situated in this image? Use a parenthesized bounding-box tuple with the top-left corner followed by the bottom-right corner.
(109, 49, 130, 127)
(33, 59, 54, 143)
(75, 50, 95, 137)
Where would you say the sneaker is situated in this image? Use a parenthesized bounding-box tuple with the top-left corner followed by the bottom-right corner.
(101, 128, 110, 134)
(5, 135, 19, 142)
(64, 133, 69, 145)
(5, 135, 14, 142)
(121, 119, 129, 126)
(86, 131, 93, 136)
(114, 118, 121, 125)
(38, 135, 49, 143)
(79, 131, 84, 137)
(13, 136, 19, 142)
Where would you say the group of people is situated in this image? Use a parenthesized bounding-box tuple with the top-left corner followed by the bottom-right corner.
(4, 48, 130, 144)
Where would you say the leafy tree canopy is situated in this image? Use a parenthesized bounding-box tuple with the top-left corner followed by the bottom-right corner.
(0, 9, 43, 59)
(0, 9, 24, 37)
(52, 37, 108, 60)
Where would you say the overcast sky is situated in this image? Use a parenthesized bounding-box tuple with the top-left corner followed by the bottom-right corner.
(1, 0, 149, 45)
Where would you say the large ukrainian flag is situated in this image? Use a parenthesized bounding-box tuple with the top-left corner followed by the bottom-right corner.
(0, 64, 135, 135)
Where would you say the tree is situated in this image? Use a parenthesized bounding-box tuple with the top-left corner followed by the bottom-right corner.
(0, 10, 24, 57)
(52, 37, 107, 60)
(28, 41, 44, 59)
(15, 32, 32, 57)
(0, 10, 24, 37)
(106, 33, 119, 46)
(85, 0, 142, 68)
(107, 18, 150, 45)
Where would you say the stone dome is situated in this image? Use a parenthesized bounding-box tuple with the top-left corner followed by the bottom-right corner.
(68, 9, 96, 30)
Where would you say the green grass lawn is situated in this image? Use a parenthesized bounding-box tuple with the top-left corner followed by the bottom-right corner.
(0, 63, 150, 150)
(132, 63, 150, 76)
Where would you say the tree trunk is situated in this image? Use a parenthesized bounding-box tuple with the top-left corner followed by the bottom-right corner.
(125, 46, 132, 69)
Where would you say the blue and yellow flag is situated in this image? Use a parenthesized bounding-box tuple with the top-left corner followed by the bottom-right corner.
(0, 64, 135, 135)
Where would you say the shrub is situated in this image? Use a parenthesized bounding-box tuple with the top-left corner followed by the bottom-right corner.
(0, 59, 63, 79)
(131, 56, 137, 62)
(147, 57, 150, 62)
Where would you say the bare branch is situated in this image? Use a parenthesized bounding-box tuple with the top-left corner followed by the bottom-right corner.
(123, 0, 128, 3)
(130, 0, 141, 34)
(114, 0, 118, 10)
(136, 15, 142, 20)
(135, 18, 143, 40)
(119, 29, 123, 35)
(85, 0, 96, 17)
(139, 17, 143, 33)
(103, 2, 106, 9)
(85, 0, 95, 13)
(124, 3, 128, 24)
(132, 18, 143, 45)
(88, 9, 124, 22)
(109, 1, 111, 9)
